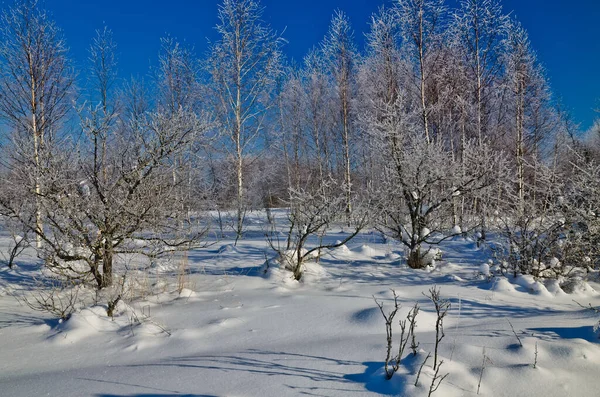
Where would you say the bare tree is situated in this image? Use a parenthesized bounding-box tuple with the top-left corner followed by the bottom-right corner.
(89, 25, 118, 112)
(157, 36, 199, 114)
(357, 6, 403, 149)
(156, 36, 204, 211)
(321, 10, 357, 222)
(269, 179, 367, 281)
(425, 286, 450, 370)
(369, 109, 506, 268)
(302, 49, 335, 185)
(452, 0, 509, 145)
(0, 215, 29, 269)
(0, 0, 75, 248)
(207, 0, 284, 242)
(395, 0, 447, 143)
(1, 108, 210, 289)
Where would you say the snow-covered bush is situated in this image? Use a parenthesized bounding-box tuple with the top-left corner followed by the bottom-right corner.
(0, 216, 29, 269)
(492, 150, 600, 280)
(494, 153, 600, 279)
(268, 179, 368, 281)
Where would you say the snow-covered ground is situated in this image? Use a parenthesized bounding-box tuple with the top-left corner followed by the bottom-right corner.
(1, 211, 600, 397)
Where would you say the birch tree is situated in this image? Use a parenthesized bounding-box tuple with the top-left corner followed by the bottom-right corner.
(504, 20, 533, 207)
(503, 19, 556, 209)
(395, 0, 446, 143)
(302, 48, 335, 184)
(358, 6, 403, 137)
(156, 36, 202, 210)
(207, 0, 284, 242)
(157, 36, 199, 114)
(452, 0, 508, 145)
(321, 11, 357, 221)
(0, 0, 74, 248)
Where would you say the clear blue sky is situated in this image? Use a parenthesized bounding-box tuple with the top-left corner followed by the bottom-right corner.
(40, 0, 600, 131)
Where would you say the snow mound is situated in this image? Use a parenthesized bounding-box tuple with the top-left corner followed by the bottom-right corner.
(262, 253, 328, 285)
(479, 263, 491, 278)
(49, 306, 118, 345)
(355, 350, 478, 397)
(491, 277, 516, 292)
(177, 288, 199, 300)
(561, 277, 596, 296)
(301, 261, 328, 282)
(385, 252, 402, 261)
(544, 280, 567, 297)
(350, 306, 381, 325)
(334, 243, 350, 253)
(352, 244, 384, 258)
(421, 248, 442, 267)
(514, 275, 554, 297)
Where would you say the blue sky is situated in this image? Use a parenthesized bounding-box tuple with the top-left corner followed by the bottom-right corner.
(43, 0, 600, 131)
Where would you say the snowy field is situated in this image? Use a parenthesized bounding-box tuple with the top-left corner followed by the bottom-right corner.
(1, 211, 600, 397)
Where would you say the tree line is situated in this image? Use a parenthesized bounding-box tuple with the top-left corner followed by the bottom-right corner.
(0, 0, 599, 287)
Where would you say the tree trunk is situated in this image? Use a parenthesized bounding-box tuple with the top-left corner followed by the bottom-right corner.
(234, 42, 244, 244)
(407, 245, 424, 269)
(342, 84, 352, 225)
(418, 8, 430, 144)
(102, 235, 113, 288)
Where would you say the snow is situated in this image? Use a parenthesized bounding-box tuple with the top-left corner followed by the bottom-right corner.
(1, 214, 600, 396)
(480, 263, 491, 277)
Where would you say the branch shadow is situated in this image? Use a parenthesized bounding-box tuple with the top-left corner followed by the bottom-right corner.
(120, 349, 367, 395)
(96, 395, 215, 397)
(529, 325, 599, 343)
(0, 312, 51, 329)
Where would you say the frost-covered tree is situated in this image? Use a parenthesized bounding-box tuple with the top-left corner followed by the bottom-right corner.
(207, 0, 284, 242)
(301, 48, 336, 185)
(495, 147, 600, 279)
(157, 36, 199, 115)
(452, 0, 509, 145)
(505, 20, 534, 207)
(88, 26, 117, 112)
(369, 110, 506, 268)
(0, 0, 74, 248)
(358, 6, 403, 133)
(0, 108, 209, 289)
(270, 179, 368, 281)
(560, 152, 600, 273)
(321, 11, 357, 220)
(156, 36, 204, 211)
(501, 19, 556, 212)
(394, 0, 447, 143)
(278, 67, 309, 193)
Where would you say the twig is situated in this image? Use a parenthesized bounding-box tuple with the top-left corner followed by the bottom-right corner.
(425, 286, 450, 370)
(374, 290, 401, 379)
(428, 360, 449, 397)
(573, 299, 600, 313)
(506, 318, 522, 347)
(477, 347, 487, 394)
(409, 302, 420, 356)
(415, 352, 431, 387)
